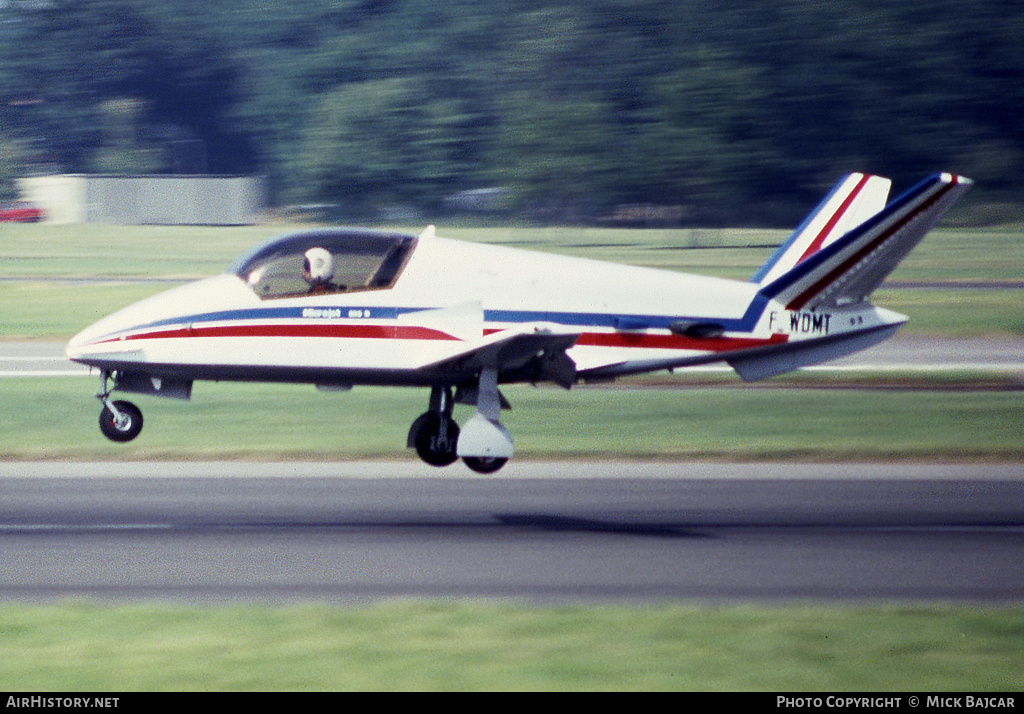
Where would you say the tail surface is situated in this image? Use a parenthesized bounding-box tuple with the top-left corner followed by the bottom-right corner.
(758, 173, 972, 310)
(753, 173, 892, 285)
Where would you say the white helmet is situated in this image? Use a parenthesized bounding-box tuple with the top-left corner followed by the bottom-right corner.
(303, 247, 334, 283)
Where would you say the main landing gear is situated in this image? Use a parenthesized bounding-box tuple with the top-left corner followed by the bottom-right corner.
(96, 371, 143, 442)
(92, 367, 514, 473)
(408, 370, 513, 474)
(408, 385, 460, 467)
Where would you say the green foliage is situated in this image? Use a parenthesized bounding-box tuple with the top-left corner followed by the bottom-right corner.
(1, 0, 1022, 222)
(289, 78, 481, 210)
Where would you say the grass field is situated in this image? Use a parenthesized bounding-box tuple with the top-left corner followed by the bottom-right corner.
(3, 378, 1024, 462)
(0, 602, 1021, 691)
(1, 221, 1022, 691)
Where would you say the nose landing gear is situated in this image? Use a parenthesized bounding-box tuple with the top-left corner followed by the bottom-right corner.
(96, 371, 143, 442)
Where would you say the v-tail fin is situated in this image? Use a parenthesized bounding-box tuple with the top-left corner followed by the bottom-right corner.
(752, 173, 892, 285)
(759, 173, 972, 311)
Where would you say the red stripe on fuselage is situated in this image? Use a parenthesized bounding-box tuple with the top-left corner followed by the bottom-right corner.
(575, 331, 786, 351)
(99, 323, 462, 344)
(483, 328, 786, 352)
(98, 322, 788, 354)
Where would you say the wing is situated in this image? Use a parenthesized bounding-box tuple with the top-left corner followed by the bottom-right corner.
(420, 324, 580, 388)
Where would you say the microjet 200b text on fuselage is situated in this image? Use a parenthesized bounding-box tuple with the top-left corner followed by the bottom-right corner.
(66, 172, 972, 472)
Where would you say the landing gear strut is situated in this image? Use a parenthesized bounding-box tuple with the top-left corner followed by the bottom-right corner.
(407, 371, 513, 474)
(456, 367, 511, 474)
(96, 371, 143, 442)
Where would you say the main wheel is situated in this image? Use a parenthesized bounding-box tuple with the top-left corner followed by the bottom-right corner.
(412, 413, 460, 467)
(463, 456, 508, 474)
(99, 400, 143, 442)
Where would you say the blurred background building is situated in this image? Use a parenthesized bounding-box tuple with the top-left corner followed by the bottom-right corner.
(18, 174, 264, 225)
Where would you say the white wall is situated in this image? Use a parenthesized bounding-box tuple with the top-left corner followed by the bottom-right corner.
(18, 175, 264, 225)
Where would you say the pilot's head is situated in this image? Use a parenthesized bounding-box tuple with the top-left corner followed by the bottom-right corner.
(302, 247, 334, 285)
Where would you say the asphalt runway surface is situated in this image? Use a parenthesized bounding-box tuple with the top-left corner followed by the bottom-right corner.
(0, 460, 1022, 603)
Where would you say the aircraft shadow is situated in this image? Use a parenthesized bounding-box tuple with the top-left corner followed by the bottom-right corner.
(0, 513, 711, 539)
(7, 514, 1017, 538)
(492, 513, 709, 539)
(212, 514, 712, 539)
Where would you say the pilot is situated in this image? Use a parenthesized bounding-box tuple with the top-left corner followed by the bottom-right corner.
(302, 247, 335, 293)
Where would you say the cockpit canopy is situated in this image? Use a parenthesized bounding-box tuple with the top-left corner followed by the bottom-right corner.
(229, 229, 417, 299)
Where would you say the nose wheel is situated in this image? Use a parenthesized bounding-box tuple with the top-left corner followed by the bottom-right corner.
(99, 399, 143, 442)
(96, 371, 143, 442)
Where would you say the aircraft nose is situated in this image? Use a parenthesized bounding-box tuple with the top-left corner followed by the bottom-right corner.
(65, 323, 102, 362)
(63, 273, 254, 365)
(65, 305, 136, 362)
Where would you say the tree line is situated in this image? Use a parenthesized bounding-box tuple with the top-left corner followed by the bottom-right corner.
(1, 0, 1020, 225)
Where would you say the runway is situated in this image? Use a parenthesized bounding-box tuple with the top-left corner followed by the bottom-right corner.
(0, 460, 1022, 603)
(3, 335, 1023, 377)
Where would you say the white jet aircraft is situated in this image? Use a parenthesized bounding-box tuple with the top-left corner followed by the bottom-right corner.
(66, 172, 971, 472)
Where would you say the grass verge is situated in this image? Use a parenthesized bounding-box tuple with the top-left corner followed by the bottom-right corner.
(3, 378, 1024, 461)
(0, 602, 1021, 691)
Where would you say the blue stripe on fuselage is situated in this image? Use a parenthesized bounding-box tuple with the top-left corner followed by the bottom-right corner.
(100, 299, 771, 342)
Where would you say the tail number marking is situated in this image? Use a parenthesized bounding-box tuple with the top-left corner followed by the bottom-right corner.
(768, 311, 832, 336)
